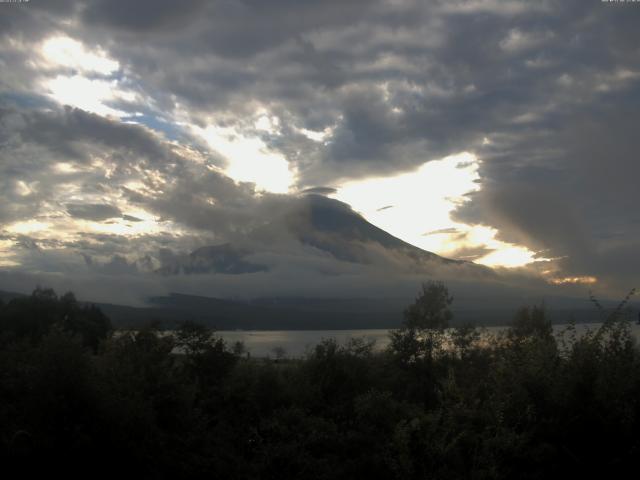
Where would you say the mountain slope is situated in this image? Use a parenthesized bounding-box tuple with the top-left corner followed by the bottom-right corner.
(255, 194, 461, 265)
(158, 195, 466, 275)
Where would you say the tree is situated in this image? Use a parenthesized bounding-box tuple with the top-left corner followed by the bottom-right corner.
(175, 320, 237, 390)
(59, 292, 112, 352)
(272, 346, 286, 360)
(0, 288, 111, 351)
(403, 281, 453, 331)
(508, 305, 552, 342)
(389, 281, 453, 365)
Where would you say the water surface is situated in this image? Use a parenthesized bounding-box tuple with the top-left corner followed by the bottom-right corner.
(217, 323, 640, 358)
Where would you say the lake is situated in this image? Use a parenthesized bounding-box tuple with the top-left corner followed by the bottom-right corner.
(217, 323, 640, 358)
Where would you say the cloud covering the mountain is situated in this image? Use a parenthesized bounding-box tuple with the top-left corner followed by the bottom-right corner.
(1, 0, 639, 300)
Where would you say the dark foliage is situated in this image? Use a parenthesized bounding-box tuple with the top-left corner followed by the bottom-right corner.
(0, 285, 639, 479)
(0, 287, 111, 351)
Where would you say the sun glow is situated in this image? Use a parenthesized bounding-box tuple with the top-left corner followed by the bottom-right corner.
(40, 36, 119, 75)
(6, 220, 51, 235)
(476, 246, 538, 268)
(83, 218, 163, 236)
(549, 276, 598, 285)
(38, 36, 138, 118)
(53, 162, 81, 174)
(332, 152, 543, 268)
(193, 124, 294, 194)
(333, 152, 481, 245)
(44, 75, 133, 117)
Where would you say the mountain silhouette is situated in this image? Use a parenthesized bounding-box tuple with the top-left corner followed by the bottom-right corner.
(157, 194, 465, 275)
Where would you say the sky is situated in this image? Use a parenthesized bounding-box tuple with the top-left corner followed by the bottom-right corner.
(0, 0, 639, 303)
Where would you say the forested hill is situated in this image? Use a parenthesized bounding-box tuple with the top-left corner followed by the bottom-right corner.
(0, 288, 616, 330)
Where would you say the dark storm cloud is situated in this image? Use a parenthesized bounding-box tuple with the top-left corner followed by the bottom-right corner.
(82, 0, 207, 32)
(63, 0, 640, 191)
(0, 105, 183, 184)
(0, 0, 77, 36)
(452, 79, 640, 289)
(24, 107, 176, 165)
(423, 228, 461, 236)
(66, 203, 122, 221)
(301, 187, 337, 196)
(454, 184, 592, 260)
(128, 166, 285, 237)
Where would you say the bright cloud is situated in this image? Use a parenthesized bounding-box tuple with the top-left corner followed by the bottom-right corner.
(40, 36, 120, 75)
(0, 239, 19, 267)
(1, 1, 638, 298)
(333, 152, 480, 241)
(6, 220, 51, 235)
(38, 36, 138, 118)
(332, 153, 544, 268)
(193, 124, 294, 194)
(44, 75, 133, 117)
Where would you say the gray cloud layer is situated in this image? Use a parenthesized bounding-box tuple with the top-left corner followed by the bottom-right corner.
(1, 0, 639, 299)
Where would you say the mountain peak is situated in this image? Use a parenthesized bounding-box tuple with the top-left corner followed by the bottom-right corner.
(158, 194, 465, 275)
(279, 194, 460, 265)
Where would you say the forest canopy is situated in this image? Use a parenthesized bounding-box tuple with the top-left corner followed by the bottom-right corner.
(0, 283, 638, 479)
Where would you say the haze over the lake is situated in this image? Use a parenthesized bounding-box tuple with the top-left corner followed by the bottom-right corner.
(1, 0, 638, 305)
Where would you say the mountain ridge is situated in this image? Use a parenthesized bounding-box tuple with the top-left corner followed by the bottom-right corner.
(157, 194, 468, 275)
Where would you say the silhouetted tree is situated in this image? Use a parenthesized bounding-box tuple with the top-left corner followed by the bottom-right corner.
(389, 281, 453, 365)
(175, 320, 237, 394)
(0, 288, 110, 350)
(508, 304, 552, 342)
